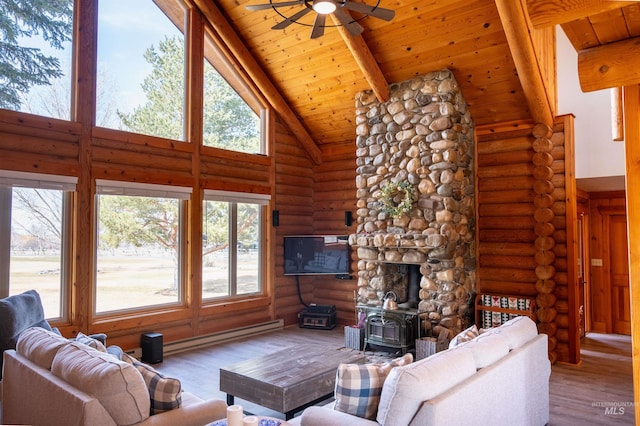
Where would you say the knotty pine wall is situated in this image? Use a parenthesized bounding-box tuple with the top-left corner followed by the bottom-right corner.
(476, 115, 579, 364)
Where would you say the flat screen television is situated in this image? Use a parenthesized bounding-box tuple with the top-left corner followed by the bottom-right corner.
(283, 235, 350, 276)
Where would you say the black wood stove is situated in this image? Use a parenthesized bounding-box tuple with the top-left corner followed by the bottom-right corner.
(358, 305, 419, 354)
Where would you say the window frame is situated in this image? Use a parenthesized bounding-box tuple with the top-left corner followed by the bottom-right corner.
(201, 25, 269, 155)
(94, 0, 189, 140)
(0, 171, 76, 320)
(202, 189, 270, 301)
(93, 179, 192, 316)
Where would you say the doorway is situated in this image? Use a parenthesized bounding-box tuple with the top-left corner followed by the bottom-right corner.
(586, 192, 630, 335)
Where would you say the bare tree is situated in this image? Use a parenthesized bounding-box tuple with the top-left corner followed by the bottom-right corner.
(11, 188, 62, 252)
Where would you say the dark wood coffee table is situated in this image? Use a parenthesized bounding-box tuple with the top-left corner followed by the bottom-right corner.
(219, 344, 366, 420)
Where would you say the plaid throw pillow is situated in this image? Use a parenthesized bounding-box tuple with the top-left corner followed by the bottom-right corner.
(334, 353, 412, 419)
(123, 353, 182, 415)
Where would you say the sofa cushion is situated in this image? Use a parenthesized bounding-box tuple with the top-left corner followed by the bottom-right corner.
(456, 332, 510, 369)
(334, 353, 412, 420)
(123, 353, 182, 415)
(52, 342, 150, 425)
(16, 326, 69, 369)
(483, 315, 538, 349)
(377, 346, 476, 426)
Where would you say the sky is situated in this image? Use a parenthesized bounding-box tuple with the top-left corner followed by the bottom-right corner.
(18, 1, 182, 121)
(96, 0, 183, 116)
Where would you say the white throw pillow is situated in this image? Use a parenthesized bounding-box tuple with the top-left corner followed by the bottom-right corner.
(52, 342, 150, 425)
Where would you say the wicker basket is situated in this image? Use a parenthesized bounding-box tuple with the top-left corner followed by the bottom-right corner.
(416, 334, 449, 360)
(344, 326, 365, 350)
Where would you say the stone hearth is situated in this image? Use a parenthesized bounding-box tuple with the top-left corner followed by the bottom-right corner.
(349, 69, 476, 337)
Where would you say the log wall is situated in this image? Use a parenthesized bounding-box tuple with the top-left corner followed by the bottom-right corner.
(0, 114, 81, 176)
(308, 143, 358, 325)
(476, 115, 578, 364)
(0, 107, 311, 349)
(273, 118, 315, 325)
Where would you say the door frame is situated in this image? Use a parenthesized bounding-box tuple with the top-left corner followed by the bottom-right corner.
(576, 198, 591, 336)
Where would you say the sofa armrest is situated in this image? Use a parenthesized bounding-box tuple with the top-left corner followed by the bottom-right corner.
(295, 406, 378, 426)
(139, 392, 227, 426)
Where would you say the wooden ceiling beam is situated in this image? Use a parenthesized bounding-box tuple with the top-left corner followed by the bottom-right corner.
(331, 15, 390, 103)
(495, 0, 554, 127)
(192, 0, 323, 165)
(526, 0, 632, 28)
(578, 37, 640, 91)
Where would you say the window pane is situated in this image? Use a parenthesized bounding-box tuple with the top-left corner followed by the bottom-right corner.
(202, 201, 229, 298)
(95, 194, 181, 313)
(9, 188, 64, 318)
(202, 200, 262, 300)
(237, 203, 260, 295)
(203, 36, 261, 154)
(96, 0, 186, 138)
(2, 1, 73, 120)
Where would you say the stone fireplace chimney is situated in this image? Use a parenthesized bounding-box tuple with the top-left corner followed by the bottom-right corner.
(349, 69, 476, 336)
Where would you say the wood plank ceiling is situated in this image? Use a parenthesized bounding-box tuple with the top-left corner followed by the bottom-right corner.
(202, 0, 640, 157)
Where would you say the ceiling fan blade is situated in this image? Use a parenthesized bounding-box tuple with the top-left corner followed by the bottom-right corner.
(310, 13, 326, 39)
(272, 7, 312, 30)
(246, 1, 303, 11)
(343, 1, 395, 21)
(332, 8, 364, 36)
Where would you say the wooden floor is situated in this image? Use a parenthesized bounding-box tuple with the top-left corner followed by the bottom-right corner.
(156, 326, 634, 424)
(549, 333, 634, 425)
(157, 325, 349, 419)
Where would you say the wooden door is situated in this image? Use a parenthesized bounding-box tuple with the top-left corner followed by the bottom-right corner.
(609, 214, 631, 335)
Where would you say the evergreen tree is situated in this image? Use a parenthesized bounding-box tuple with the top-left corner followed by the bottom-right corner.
(119, 35, 259, 153)
(118, 35, 185, 140)
(0, 0, 73, 109)
(203, 61, 260, 153)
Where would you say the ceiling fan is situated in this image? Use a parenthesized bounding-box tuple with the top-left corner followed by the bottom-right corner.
(246, 0, 395, 39)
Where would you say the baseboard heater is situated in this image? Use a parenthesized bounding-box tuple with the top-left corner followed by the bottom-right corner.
(129, 319, 284, 358)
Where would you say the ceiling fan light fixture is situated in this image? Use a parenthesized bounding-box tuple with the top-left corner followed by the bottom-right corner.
(313, 0, 337, 14)
(248, 0, 394, 39)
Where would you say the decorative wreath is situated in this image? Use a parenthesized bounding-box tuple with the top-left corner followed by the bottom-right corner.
(380, 181, 417, 217)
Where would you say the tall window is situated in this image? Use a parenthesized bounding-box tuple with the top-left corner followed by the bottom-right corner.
(94, 180, 190, 314)
(0, 171, 75, 319)
(96, 0, 187, 137)
(1, 0, 74, 120)
(203, 30, 264, 154)
(202, 190, 268, 299)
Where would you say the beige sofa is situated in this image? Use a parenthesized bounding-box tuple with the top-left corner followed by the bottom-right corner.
(1, 327, 227, 426)
(292, 316, 550, 426)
